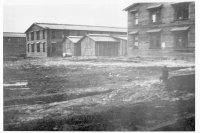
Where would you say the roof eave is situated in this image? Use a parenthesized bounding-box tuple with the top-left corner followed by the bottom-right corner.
(25, 23, 46, 33)
(123, 3, 139, 11)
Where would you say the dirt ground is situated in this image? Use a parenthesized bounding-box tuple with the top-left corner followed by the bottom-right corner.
(3, 57, 195, 131)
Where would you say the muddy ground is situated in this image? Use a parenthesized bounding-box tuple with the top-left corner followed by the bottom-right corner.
(3, 57, 195, 131)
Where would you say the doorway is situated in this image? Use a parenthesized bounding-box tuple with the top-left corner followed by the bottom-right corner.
(149, 33, 161, 49)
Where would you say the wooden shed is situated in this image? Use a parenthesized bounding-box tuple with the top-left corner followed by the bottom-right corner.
(78, 34, 120, 57)
(62, 36, 82, 56)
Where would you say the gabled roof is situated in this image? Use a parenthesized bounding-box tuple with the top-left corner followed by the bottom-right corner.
(66, 36, 83, 43)
(3, 32, 26, 37)
(25, 22, 127, 33)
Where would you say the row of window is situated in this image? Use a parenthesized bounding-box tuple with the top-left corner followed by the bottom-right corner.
(132, 32, 188, 49)
(132, 3, 189, 25)
(27, 30, 46, 41)
(27, 43, 46, 53)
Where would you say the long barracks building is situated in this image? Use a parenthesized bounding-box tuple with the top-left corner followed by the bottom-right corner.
(25, 23, 127, 57)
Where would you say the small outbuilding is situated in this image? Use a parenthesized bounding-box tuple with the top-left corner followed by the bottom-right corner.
(78, 34, 120, 57)
(62, 36, 82, 56)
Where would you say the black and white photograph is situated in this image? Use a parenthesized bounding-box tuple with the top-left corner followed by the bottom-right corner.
(2, 0, 196, 131)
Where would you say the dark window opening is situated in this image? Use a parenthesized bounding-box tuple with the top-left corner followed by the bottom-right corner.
(174, 3, 189, 20)
(36, 31, 40, 40)
(174, 32, 188, 49)
(31, 44, 35, 52)
(51, 31, 56, 39)
(133, 12, 139, 25)
(37, 43, 40, 52)
(43, 30, 45, 39)
(27, 34, 29, 41)
(31, 32, 34, 40)
(149, 10, 161, 23)
(27, 44, 29, 52)
(43, 43, 46, 52)
(149, 33, 161, 49)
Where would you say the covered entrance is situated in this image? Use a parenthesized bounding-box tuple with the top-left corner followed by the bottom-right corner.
(147, 29, 162, 49)
(170, 27, 190, 50)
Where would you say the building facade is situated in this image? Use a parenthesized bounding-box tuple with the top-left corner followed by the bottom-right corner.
(3, 32, 26, 58)
(124, 2, 195, 57)
(25, 23, 126, 57)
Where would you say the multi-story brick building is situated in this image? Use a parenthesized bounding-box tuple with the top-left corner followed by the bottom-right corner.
(3, 32, 26, 58)
(25, 23, 126, 57)
(124, 2, 195, 57)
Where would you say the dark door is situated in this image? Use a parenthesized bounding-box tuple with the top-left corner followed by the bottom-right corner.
(74, 43, 81, 56)
(150, 33, 161, 49)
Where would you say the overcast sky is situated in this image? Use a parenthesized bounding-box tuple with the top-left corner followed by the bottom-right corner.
(3, 0, 135, 32)
(3, 0, 193, 33)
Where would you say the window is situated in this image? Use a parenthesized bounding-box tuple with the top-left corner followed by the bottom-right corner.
(31, 44, 35, 52)
(174, 3, 189, 20)
(150, 10, 161, 23)
(36, 31, 40, 40)
(43, 43, 46, 52)
(31, 32, 34, 40)
(135, 12, 139, 25)
(37, 43, 40, 52)
(133, 35, 139, 48)
(27, 44, 29, 52)
(132, 12, 139, 25)
(51, 31, 56, 39)
(43, 30, 45, 39)
(27, 34, 29, 41)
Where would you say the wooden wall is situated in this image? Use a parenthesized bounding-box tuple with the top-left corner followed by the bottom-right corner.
(118, 39, 127, 56)
(127, 2, 195, 57)
(62, 39, 74, 56)
(81, 37, 95, 56)
(3, 37, 26, 57)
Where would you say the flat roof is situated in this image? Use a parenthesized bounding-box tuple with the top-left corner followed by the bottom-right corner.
(87, 34, 119, 42)
(3, 32, 26, 38)
(170, 27, 190, 32)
